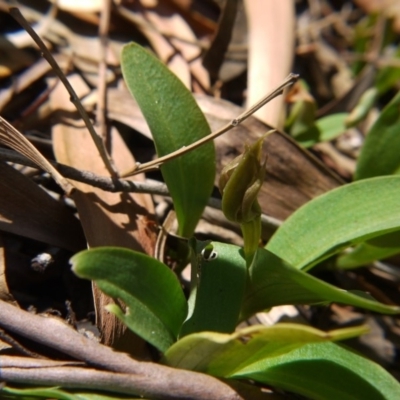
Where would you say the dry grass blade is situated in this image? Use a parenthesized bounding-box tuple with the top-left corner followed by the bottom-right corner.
(0, 116, 73, 194)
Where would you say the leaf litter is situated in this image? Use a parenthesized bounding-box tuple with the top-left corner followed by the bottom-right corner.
(0, 0, 400, 397)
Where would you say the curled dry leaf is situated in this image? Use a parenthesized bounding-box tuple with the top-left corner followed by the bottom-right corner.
(50, 76, 157, 352)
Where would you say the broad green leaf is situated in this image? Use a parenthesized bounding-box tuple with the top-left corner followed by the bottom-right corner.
(163, 325, 400, 400)
(164, 324, 367, 372)
(180, 241, 247, 336)
(231, 342, 400, 400)
(337, 230, 400, 269)
(266, 176, 400, 271)
(355, 90, 400, 180)
(241, 247, 400, 319)
(121, 43, 215, 237)
(71, 247, 187, 352)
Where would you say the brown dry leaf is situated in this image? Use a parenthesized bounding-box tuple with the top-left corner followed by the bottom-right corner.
(50, 78, 157, 353)
(0, 234, 16, 304)
(118, 3, 192, 88)
(49, 0, 103, 13)
(168, 0, 192, 9)
(0, 58, 53, 112)
(0, 42, 36, 78)
(244, 0, 295, 127)
(96, 88, 152, 140)
(0, 162, 86, 252)
(141, 1, 210, 89)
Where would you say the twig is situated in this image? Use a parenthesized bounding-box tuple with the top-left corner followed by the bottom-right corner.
(9, 7, 118, 178)
(0, 147, 169, 195)
(122, 73, 299, 177)
(0, 300, 245, 400)
(0, 328, 45, 359)
(0, 147, 282, 232)
(1, 356, 280, 400)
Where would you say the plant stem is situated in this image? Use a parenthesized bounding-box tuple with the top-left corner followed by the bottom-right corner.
(9, 7, 118, 178)
(122, 73, 299, 177)
(241, 217, 261, 266)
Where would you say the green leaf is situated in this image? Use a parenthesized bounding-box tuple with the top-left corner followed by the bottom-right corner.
(286, 95, 317, 139)
(0, 387, 79, 400)
(315, 112, 348, 141)
(0, 387, 142, 400)
(121, 43, 215, 237)
(163, 325, 400, 400)
(295, 113, 349, 147)
(180, 241, 247, 336)
(75, 395, 141, 400)
(355, 90, 400, 180)
(164, 324, 367, 372)
(375, 46, 400, 94)
(337, 230, 400, 269)
(345, 87, 378, 128)
(231, 342, 400, 400)
(241, 247, 400, 319)
(265, 176, 400, 271)
(295, 113, 348, 148)
(71, 247, 187, 352)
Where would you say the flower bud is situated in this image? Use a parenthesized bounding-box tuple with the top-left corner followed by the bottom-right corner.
(219, 134, 267, 224)
(219, 133, 270, 265)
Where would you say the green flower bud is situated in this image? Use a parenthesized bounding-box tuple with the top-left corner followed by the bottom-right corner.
(219, 133, 270, 264)
(219, 134, 267, 224)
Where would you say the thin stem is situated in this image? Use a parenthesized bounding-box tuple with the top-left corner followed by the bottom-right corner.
(122, 73, 299, 177)
(0, 147, 282, 233)
(9, 7, 118, 178)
